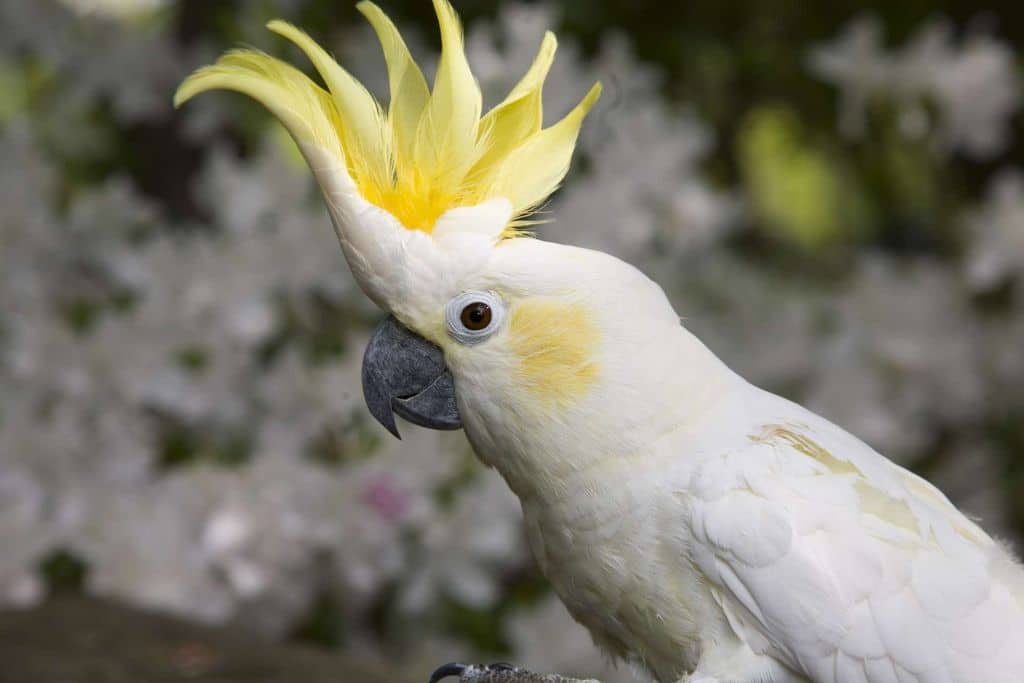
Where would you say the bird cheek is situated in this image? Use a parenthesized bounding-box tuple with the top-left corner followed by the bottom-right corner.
(507, 299, 601, 410)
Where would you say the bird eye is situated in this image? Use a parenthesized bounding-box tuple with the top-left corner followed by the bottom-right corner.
(446, 291, 505, 345)
(460, 302, 492, 331)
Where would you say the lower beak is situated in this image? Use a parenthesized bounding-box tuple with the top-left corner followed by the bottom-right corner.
(361, 315, 462, 439)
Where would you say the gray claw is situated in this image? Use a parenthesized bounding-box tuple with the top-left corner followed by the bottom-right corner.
(429, 662, 467, 683)
(428, 661, 601, 683)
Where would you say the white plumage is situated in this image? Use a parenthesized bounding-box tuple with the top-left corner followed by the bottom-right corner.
(322, 225, 1024, 682)
(459, 239, 1024, 683)
(681, 390, 1024, 682)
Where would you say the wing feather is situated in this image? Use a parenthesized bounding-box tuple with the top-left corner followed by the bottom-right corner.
(685, 394, 1024, 682)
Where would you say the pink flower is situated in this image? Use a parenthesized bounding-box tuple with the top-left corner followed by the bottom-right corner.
(360, 475, 412, 523)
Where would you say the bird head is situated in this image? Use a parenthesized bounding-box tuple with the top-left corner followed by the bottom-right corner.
(177, 0, 722, 493)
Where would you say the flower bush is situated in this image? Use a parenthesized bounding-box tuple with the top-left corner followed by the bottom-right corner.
(1, 1, 1021, 679)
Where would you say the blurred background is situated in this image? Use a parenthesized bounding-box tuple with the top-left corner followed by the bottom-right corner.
(2, 0, 1023, 680)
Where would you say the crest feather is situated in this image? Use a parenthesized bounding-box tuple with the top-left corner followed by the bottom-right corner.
(173, 49, 345, 158)
(266, 20, 389, 192)
(470, 31, 557, 185)
(357, 1, 429, 177)
(174, 0, 601, 236)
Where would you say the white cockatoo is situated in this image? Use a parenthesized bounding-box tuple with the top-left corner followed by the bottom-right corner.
(175, 2, 1024, 681)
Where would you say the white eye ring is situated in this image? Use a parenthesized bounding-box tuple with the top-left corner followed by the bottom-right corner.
(445, 290, 506, 345)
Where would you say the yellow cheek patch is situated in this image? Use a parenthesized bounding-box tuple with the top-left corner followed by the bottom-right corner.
(508, 299, 601, 408)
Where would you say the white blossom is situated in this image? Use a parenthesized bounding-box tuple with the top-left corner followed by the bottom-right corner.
(809, 14, 1021, 158)
(964, 170, 1024, 290)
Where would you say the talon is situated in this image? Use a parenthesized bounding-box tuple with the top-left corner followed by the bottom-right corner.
(429, 662, 467, 683)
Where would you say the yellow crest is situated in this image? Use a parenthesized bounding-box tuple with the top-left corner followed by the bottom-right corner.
(174, 0, 601, 235)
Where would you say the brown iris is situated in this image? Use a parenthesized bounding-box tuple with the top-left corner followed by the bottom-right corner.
(460, 302, 492, 331)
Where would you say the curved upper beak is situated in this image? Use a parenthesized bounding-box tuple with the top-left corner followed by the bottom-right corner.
(361, 316, 462, 439)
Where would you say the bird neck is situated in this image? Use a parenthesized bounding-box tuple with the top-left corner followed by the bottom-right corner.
(466, 324, 741, 506)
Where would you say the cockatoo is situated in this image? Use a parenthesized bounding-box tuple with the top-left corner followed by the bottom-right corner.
(175, 2, 1024, 681)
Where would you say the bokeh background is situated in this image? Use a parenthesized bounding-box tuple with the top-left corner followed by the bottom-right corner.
(2, 0, 1024, 680)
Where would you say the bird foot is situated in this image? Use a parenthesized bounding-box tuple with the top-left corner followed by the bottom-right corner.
(428, 661, 601, 683)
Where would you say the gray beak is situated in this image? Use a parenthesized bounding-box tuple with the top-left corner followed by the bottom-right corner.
(361, 315, 462, 439)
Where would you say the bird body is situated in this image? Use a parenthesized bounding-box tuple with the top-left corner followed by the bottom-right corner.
(175, 3, 1024, 681)
(449, 238, 1024, 683)
(517, 380, 1024, 683)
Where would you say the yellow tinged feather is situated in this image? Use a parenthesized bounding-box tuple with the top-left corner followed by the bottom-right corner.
(173, 50, 345, 161)
(265, 20, 389, 192)
(414, 0, 482, 191)
(752, 425, 928, 538)
(174, 0, 600, 236)
(898, 470, 990, 544)
(508, 299, 600, 408)
(486, 82, 602, 215)
(469, 32, 556, 183)
(357, 1, 429, 175)
(504, 31, 558, 104)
